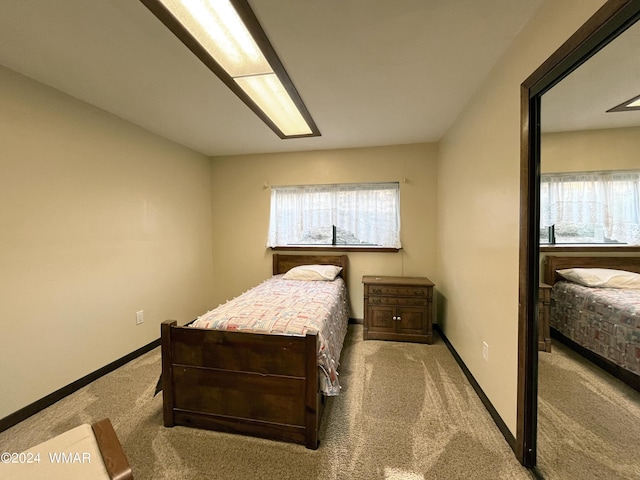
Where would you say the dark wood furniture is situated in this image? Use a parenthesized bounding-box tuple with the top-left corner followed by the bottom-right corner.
(543, 255, 640, 284)
(362, 275, 434, 344)
(161, 254, 348, 449)
(92, 418, 133, 480)
(538, 283, 552, 352)
(542, 254, 640, 391)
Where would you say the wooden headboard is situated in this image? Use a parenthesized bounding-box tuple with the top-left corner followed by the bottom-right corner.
(543, 255, 640, 285)
(272, 254, 349, 288)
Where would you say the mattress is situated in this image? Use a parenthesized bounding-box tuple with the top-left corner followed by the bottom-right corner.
(551, 280, 640, 375)
(191, 275, 350, 395)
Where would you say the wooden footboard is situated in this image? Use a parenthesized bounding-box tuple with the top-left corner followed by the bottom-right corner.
(161, 320, 322, 449)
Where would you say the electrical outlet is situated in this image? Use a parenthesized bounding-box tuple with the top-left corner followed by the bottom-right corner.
(482, 341, 489, 361)
(136, 310, 144, 325)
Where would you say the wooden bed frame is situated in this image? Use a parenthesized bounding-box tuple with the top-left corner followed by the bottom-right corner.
(542, 254, 640, 391)
(161, 254, 349, 449)
(543, 255, 640, 285)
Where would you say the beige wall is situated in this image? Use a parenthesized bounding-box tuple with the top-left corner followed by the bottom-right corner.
(210, 143, 438, 319)
(542, 126, 640, 172)
(436, 0, 606, 435)
(0, 66, 215, 419)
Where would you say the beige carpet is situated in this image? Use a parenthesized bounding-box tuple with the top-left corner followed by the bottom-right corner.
(537, 340, 640, 480)
(0, 325, 534, 479)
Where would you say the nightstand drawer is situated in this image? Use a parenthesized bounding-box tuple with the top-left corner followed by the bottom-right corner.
(367, 285, 430, 298)
(368, 296, 428, 307)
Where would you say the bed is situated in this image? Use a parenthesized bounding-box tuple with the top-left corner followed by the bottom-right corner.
(161, 254, 349, 449)
(542, 255, 640, 391)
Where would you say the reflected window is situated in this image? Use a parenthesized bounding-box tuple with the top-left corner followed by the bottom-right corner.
(540, 169, 640, 245)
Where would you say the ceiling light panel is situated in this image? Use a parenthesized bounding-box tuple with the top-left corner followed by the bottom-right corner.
(163, 0, 271, 77)
(607, 94, 640, 112)
(235, 74, 313, 136)
(141, 0, 320, 139)
(628, 97, 640, 108)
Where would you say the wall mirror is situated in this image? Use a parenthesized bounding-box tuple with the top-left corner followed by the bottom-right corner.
(536, 18, 640, 479)
(517, 0, 640, 472)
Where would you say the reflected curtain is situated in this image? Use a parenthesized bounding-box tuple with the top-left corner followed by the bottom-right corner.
(540, 170, 640, 244)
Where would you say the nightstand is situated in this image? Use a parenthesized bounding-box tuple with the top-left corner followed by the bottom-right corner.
(538, 283, 552, 352)
(362, 275, 434, 344)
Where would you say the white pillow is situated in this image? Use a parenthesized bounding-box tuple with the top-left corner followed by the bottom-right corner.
(282, 264, 342, 281)
(557, 268, 640, 289)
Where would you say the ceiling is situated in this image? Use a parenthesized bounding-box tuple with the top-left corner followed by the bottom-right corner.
(0, 0, 547, 156)
(542, 19, 640, 133)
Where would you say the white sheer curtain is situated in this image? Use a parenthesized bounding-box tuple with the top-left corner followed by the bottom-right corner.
(540, 170, 640, 244)
(267, 182, 401, 248)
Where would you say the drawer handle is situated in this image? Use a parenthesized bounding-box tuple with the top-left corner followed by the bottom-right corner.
(372, 288, 382, 294)
(371, 298, 381, 304)
(414, 290, 425, 295)
(392, 316, 402, 321)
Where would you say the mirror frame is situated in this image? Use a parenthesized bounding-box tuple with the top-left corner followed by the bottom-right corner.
(517, 0, 640, 468)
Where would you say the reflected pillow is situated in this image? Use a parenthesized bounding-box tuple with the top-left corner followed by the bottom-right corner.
(557, 268, 640, 289)
(283, 264, 342, 281)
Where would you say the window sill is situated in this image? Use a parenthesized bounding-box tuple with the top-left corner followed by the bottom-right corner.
(540, 245, 640, 253)
(270, 245, 400, 253)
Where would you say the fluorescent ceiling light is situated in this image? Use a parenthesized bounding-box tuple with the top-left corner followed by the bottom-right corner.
(167, 0, 271, 77)
(607, 94, 640, 112)
(235, 74, 313, 136)
(141, 0, 319, 138)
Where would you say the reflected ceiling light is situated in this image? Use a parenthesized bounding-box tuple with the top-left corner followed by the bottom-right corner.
(607, 94, 640, 112)
(629, 97, 640, 108)
(141, 0, 320, 138)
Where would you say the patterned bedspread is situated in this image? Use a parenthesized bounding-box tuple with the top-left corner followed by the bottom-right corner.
(551, 281, 640, 375)
(190, 275, 350, 395)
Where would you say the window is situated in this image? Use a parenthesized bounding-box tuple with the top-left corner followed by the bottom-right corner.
(267, 182, 401, 248)
(540, 170, 640, 245)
